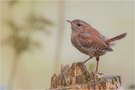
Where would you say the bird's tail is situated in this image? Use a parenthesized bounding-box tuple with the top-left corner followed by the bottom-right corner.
(106, 33, 127, 44)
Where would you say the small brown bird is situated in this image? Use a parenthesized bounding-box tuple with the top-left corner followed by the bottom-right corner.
(67, 19, 127, 73)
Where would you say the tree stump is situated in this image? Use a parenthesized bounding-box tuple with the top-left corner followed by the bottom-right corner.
(50, 62, 122, 90)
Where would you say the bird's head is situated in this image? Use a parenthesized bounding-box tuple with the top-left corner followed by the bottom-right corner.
(67, 19, 91, 32)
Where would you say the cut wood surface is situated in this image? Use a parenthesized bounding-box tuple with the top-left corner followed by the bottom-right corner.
(50, 62, 122, 90)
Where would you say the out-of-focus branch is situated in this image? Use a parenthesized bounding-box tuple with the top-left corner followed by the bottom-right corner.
(53, 0, 65, 73)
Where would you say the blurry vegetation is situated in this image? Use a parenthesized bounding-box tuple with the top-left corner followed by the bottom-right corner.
(2, 0, 54, 89)
(8, 0, 18, 6)
(88, 63, 95, 71)
(5, 13, 54, 54)
(128, 84, 135, 90)
(27, 14, 54, 35)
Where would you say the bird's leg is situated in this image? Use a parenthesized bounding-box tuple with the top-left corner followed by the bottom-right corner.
(93, 57, 100, 81)
(83, 57, 93, 64)
(95, 57, 99, 73)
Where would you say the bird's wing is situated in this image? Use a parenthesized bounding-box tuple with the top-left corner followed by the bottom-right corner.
(86, 27, 107, 41)
(78, 32, 112, 51)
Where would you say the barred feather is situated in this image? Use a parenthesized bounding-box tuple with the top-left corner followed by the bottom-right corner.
(106, 33, 127, 44)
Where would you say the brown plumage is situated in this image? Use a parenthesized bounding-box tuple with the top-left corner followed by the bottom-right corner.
(67, 19, 127, 73)
(106, 33, 127, 45)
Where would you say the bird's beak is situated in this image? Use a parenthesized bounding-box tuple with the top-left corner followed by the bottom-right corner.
(66, 20, 72, 24)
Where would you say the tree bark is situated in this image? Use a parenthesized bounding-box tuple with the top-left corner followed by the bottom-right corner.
(50, 62, 122, 90)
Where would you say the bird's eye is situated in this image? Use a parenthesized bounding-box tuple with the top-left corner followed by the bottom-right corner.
(77, 23, 81, 26)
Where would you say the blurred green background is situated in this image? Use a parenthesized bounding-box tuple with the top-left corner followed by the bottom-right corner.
(0, 0, 134, 89)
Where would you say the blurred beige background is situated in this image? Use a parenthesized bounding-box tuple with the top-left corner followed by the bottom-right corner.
(0, 0, 134, 89)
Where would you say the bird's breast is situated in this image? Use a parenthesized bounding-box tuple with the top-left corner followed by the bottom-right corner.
(71, 33, 89, 55)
